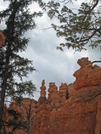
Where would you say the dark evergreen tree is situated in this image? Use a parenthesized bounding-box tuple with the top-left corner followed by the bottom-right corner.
(2, 99, 36, 134)
(0, 0, 43, 133)
(44, 0, 101, 51)
(21, 99, 36, 134)
(2, 108, 27, 134)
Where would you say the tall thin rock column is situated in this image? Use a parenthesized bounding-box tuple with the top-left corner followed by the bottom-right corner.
(59, 83, 68, 102)
(40, 79, 46, 97)
(48, 83, 55, 101)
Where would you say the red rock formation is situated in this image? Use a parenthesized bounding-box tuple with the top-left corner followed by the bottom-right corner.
(48, 82, 58, 101)
(73, 57, 101, 90)
(30, 57, 101, 134)
(95, 95, 101, 134)
(5, 57, 101, 134)
(0, 20, 5, 46)
(40, 80, 46, 97)
(0, 30, 5, 46)
(31, 97, 53, 134)
(77, 57, 92, 67)
(56, 85, 101, 134)
(68, 83, 76, 97)
(59, 83, 67, 102)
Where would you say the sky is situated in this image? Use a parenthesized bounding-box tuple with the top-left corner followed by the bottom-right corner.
(0, 0, 101, 101)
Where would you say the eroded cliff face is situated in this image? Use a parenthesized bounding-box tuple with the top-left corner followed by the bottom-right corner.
(55, 86, 101, 134)
(30, 57, 101, 134)
(6, 57, 101, 134)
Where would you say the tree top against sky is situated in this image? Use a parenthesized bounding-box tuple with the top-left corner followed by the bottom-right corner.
(43, 0, 101, 51)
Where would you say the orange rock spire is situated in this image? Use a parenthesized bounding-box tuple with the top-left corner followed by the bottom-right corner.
(40, 79, 46, 97)
(59, 83, 68, 102)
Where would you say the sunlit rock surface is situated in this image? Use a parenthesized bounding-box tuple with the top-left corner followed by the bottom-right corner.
(73, 57, 101, 90)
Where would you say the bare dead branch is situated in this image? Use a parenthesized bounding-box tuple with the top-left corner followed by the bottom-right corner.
(91, 60, 101, 64)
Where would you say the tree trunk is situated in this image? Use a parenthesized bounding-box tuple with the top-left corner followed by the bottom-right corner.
(0, 79, 6, 133)
(0, 43, 11, 133)
(0, 1, 17, 131)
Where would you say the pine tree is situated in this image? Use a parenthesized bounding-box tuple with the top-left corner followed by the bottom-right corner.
(44, 0, 101, 51)
(0, 0, 43, 133)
